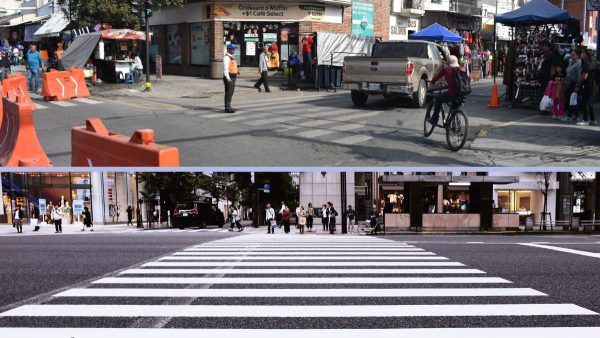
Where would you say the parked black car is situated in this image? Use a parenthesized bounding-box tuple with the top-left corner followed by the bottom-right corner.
(172, 201, 225, 229)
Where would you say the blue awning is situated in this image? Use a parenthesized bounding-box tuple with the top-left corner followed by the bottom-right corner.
(409, 23, 462, 43)
(495, 0, 573, 27)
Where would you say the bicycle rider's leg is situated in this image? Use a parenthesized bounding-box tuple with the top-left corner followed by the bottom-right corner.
(431, 91, 452, 125)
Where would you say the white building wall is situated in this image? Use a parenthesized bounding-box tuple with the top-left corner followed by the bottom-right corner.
(299, 172, 355, 225)
(493, 172, 559, 220)
(150, 2, 207, 25)
(90, 172, 105, 225)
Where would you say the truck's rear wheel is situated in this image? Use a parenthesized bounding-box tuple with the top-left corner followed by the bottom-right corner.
(412, 79, 427, 108)
(351, 90, 368, 106)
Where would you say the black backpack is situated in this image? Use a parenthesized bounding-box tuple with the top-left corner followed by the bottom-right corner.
(453, 68, 471, 96)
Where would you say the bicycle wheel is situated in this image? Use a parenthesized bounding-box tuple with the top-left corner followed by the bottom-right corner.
(423, 100, 436, 137)
(445, 109, 469, 151)
(357, 222, 367, 235)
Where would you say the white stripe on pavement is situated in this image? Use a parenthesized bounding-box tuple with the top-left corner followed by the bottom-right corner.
(172, 251, 436, 256)
(519, 243, 600, 259)
(35, 103, 49, 110)
(48, 100, 77, 107)
(91, 277, 511, 284)
(184, 248, 424, 251)
(158, 256, 448, 261)
(2, 304, 593, 317)
(332, 135, 373, 145)
(142, 261, 466, 267)
(73, 97, 103, 104)
(54, 287, 545, 298)
(295, 123, 365, 139)
(2, 327, 600, 338)
(118, 268, 486, 275)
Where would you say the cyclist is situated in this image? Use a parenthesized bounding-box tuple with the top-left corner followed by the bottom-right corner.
(428, 55, 464, 126)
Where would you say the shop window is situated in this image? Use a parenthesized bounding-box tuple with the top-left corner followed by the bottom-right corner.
(167, 24, 182, 64)
(444, 187, 470, 213)
(191, 22, 210, 66)
(497, 190, 533, 215)
(384, 191, 405, 213)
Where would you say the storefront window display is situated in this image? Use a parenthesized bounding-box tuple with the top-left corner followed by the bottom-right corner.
(191, 22, 210, 66)
(167, 24, 182, 64)
(497, 190, 533, 215)
(443, 186, 470, 213)
(102, 173, 138, 223)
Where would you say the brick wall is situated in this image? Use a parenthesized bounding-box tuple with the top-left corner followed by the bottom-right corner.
(548, 0, 584, 28)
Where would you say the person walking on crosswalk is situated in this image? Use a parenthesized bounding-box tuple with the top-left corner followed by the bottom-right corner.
(223, 44, 239, 114)
(253, 46, 271, 93)
(327, 202, 338, 234)
(297, 205, 306, 234)
(306, 203, 314, 232)
(321, 204, 328, 232)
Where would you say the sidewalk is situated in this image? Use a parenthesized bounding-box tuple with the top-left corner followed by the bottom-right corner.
(0, 222, 138, 236)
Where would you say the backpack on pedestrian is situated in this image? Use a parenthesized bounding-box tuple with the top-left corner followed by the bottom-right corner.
(453, 67, 471, 97)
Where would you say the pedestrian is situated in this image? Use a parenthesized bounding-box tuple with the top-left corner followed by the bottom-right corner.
(31, 203, 40, 231)
(346, 205, 356, 234)
(539, 40, 558, 94)
(52, 204, 63, 233)
(288, 50, 301, 87)
(282, 204, 291, 234)
(301, 33, 314, 80)
(235, 206, 244, 232)
(550, 65, 566, 120)
(265, 203, 276, 234)
(46, 202, 53, 224)
(253, 46, 271, 93)
(429, 55, 464, 126)
(370, 203, 381, 234)
(306, 202, 314, 232)
(0, 51, 12, 81)
(565, 50, 582, 122)
(126, 205, 133, 226)
(82, 206, 93, 231)
(13, 205, 23, 233)
(228, 206, 237, 231)
(579, 50, 597, 126)
(327, 202, 338, 234)
(26, 43, 43, 93)
(12, 45, 19, 66)
(321, 204, 328, 232)
(297, 205, 306, 234)
(223, 44, 239, 113)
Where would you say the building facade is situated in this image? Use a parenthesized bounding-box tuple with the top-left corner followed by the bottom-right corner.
(1, 172, 140, 226)
(149, 0, 390, 76)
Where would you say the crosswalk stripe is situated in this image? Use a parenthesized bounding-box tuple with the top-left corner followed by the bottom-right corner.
(91, 277, 511, 284)
(222, 112, 274, 122)
(73, 97, 103, 105)
(35, 103, 49, 110)
(2, 303, 593, 317)
(118, 268, 487, 275)
(332, 135, 374, 145)
(142, 261, 466, 267)
(519, 243, 600, 259)
(244, 109, 351, 126)
(295, 123, 365, 139)
(172, 251, 436, 256)
(48, 100, 77, 107)
(157, 256, 448, 261)
(54, 287, 544, 298)
(184, 248, 425, 251)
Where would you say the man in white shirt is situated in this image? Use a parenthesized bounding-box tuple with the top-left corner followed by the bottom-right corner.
(265, 203, 275, 234)
(223, 44, 239, 113)
(253, 46, 271, 93)
(14, 205, 23, 233)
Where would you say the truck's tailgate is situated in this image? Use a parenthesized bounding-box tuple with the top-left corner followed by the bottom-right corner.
(344, 57, 410, 84)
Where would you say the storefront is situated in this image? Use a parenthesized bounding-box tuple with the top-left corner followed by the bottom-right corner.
(150, 1, 357, 76)
(389, 15, 421, 41)
(0, 172, 140, 226)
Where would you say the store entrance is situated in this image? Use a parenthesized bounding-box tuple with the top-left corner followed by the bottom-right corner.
(223, 21, 299, 67)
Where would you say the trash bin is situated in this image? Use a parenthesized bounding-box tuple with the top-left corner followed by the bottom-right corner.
(571, 216, 580, 232)
(524, 215, 534, 231)
(210, 59, 223, 79)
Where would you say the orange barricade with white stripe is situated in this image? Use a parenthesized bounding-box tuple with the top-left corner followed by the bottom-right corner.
(2, 74, 32, 105)
(0, 96, 52, 167)
(41, 68, 90, 101)
(71, 118, 180, 167)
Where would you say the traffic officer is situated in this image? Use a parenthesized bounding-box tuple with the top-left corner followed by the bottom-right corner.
(223, 44, 239, 113)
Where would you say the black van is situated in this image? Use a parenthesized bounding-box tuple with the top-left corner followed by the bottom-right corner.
(172, 201, 225, 229)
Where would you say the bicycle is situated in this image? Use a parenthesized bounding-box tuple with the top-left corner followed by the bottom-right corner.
(423, 82, 469, 151)
(357, 217, 383, 235)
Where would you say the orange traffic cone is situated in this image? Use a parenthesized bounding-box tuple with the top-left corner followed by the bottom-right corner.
(488, 80, 500, 108)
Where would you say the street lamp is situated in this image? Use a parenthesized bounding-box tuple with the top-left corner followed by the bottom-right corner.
(131, 0, 153, 88)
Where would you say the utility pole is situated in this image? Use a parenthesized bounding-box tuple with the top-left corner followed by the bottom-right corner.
(131, 1, 153, 86)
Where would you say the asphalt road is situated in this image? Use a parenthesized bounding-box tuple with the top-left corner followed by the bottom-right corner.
(0, 232, 599, 336)
(29, 80, 600, 167)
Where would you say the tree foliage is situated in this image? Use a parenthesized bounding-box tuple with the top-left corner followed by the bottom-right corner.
(59, 0, 185, 30)
(137, 172, 199, 212)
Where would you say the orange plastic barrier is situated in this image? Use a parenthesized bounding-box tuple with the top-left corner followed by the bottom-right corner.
(41, 68, 91, 101)
(71, 118, 180, 167)
(0, 96, 52, 167)
(2, 74, 32, 105)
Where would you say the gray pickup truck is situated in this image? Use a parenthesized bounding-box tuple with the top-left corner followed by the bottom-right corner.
(342, 40, 449, 108)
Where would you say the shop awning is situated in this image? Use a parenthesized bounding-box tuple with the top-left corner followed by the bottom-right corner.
(409, 23, 463, 43)
(34, 11, 70, 37)
(494, 0, 573, 27)
(58, 32, 102, 71)
(101, 29, 148, 41)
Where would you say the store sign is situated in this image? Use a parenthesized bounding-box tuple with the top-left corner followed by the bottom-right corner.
(39, 199, 47, 215)
(352, 1, 374, 36)
(212, 4, 341, 23)
(73, 200, 84, 215)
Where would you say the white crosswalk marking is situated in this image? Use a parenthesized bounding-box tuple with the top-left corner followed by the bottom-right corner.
(72, 97, 103, 105)
(0, 234, 597, 336)
(48, 100, 77, 107)
(35, 103, 49, 110)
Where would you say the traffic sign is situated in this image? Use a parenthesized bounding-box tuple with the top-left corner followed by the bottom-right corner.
(263, 184, 270, 191)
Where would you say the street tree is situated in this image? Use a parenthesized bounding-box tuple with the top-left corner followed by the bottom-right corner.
(138, 172, 199, 215)
(537, 172, 552, 230)
(58, 0, 185, 30)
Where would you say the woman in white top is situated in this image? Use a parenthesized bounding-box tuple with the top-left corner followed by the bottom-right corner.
(297, 205, 307, 234)
(52, 206, 63, 233)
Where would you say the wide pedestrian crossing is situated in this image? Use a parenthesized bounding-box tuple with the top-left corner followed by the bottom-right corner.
(31, 96, 104, 110)
(0, 234, 598, 337)
(184, 96, 383, 146)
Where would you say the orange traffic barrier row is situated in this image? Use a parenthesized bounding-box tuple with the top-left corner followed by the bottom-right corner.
(71, 118, 180, 167)
(2, 74, 32, 105)
(41, 67, 91, 101)
(0, 96, 52, 167)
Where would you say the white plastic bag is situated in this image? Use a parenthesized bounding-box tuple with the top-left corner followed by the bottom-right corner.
(570, 92, 579, 106)
(539, 95, 553, 111)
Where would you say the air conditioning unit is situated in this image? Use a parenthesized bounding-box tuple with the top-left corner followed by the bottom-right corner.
(392, 0, 404, 13)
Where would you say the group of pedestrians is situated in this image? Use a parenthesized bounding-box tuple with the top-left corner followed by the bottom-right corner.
(12, 202, 93, 234)
(228, 205, 244, 232)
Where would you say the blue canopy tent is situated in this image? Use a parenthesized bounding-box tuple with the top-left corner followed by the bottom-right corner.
(494, 0, 573, 26)
(408, 23, 462, 43)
